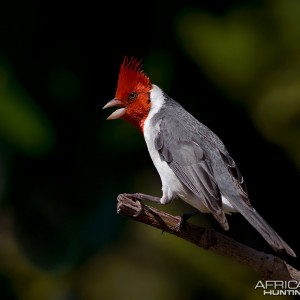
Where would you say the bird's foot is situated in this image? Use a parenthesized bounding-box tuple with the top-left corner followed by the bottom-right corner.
(130, 193, 162, 216)
(132, 200, 143, 217)
(118, 193, 161, 217)
(117, 193, 143, 217)
(131, 193, 162, 203)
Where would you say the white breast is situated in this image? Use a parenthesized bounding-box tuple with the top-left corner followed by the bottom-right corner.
(143, 85, 185, 203)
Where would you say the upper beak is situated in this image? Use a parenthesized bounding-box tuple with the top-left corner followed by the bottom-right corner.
(102, 98, 126, 120)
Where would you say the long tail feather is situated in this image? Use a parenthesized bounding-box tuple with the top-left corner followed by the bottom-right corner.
(229, 199, 296, 257)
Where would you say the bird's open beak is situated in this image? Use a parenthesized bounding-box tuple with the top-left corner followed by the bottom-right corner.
(102, 98, 126, 120)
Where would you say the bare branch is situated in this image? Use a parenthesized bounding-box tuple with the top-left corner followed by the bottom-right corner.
(117, 193, 300, 281)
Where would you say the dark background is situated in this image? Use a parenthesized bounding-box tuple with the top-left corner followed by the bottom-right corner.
(0, 1, 299, 299)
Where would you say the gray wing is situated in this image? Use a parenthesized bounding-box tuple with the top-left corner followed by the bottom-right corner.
(218, 150, 250, 206)
(155, 118, 229, 230)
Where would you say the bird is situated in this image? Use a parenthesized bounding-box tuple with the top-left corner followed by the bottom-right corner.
(103, 56, 296, 257)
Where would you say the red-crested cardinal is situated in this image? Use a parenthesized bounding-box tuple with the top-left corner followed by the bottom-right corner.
(103, 57, 296, 257)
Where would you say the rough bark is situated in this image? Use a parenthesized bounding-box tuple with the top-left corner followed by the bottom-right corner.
(117, 193, 300, 281)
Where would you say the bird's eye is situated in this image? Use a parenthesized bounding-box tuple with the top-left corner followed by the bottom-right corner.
(128, 92, 137, 101)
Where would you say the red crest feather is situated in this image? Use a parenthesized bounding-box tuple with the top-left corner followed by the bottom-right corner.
(116, 57, 151, 99)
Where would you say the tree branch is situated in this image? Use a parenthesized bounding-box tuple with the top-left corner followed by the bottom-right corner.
(117, 193, 300, 281)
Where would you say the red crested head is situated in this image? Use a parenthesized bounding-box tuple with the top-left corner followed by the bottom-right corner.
(103, 57, 152, 130)
(116, 57, 151, 100)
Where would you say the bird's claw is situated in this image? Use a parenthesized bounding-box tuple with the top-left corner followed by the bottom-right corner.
(132, 198, 143, 217)
(117, 193, 143, 217)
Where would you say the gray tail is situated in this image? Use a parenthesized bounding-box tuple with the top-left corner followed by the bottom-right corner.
(244, 208, 295, 257)
(231, 202, 296, 257)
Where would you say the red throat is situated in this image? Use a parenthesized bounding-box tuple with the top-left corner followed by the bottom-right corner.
(116, 57, 152, 131)
(122, 92, 151, 131)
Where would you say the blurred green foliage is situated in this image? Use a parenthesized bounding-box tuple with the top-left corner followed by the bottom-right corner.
(0, 57, 55, 156)
(0, 1, 299, 300)
(176, 0, 300, 169)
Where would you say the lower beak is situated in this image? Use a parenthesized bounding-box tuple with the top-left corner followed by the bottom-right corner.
(102, 98, 126, 120)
